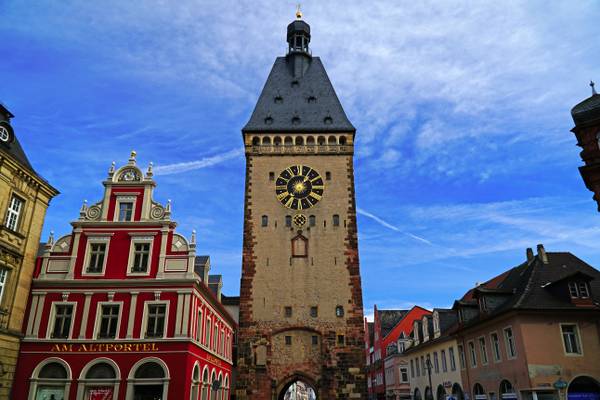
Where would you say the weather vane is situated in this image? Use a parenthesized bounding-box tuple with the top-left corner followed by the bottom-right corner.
(296, 3, 302, 19)
(591, 80, 597, 95)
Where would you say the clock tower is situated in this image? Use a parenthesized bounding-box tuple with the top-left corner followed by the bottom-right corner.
(236, 12, 366, 400)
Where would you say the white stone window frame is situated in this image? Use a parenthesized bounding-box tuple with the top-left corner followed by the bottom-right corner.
(127, 235, 155, 277)
(4, 193, 25, 232)
(46, 301, 78, 340)
(468, 340, 477, 367)
(559, 322, 584, 357)
(113, 195, 138, 222)
(0, 267, 10, 308)
(503, 325, 517, 359)
(196, 308, 203, 343)
(125, 357, 170, 400)
(93, 301, 124, 340)
(490, 331, 502, 362)
(204, 316, 211, 347)
(76, 358, 121, 400)
(478, 335, 489, 365)
(141, 300, 170, 339)
(81, 235, 112, 277)
(27, 357, 73, 400)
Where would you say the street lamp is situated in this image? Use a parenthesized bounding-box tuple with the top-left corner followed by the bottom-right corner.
(425, 356, 434, 400)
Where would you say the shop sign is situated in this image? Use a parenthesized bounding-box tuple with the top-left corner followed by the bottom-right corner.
(206, 354, 222, 366)
(87, 387, 114, 400)
(50, 342, 159, 353)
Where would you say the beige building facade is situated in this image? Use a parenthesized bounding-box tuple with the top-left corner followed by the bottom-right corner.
(0, 104, 58, 397)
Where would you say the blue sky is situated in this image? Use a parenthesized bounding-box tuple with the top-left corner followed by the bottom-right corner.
(2, 1, 600, 319)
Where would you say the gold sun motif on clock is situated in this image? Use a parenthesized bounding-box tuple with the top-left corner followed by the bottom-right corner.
(275, 165, 324, 210)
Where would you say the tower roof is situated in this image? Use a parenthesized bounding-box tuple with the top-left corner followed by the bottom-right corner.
(571, 81, 600, 126)
(0, 104, 35, 172)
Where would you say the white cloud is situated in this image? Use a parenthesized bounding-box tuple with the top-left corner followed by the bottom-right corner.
(153, 148, 243, 175)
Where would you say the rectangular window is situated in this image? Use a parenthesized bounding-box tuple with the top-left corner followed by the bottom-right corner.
(285, 335, 292, 345)
(87, 243, 106, 273)
(416, 358, 420, 377)
(449, 347, 457, 371)
(52, 304, 73, 338)
(433, 352, 439, 373)
(312, 335, 318, 346)
(578, 282, 589, 298)
(458, 344, 466, 369)
(479, 337, 489, 365)
(401, 368, 408, 383)
(205, 319, 211, 345)
(420, 356, 425, 374)
(145, 304, 166, 338)
(410, 359, 415, 378)
(5, 195, 23, 231)
(285, 306, 292, 317)
(132, 243, 150, 272)
(196, 310, 203, 342)
(98, 304, 120, 338)
(468, 341, 477, 367)
(491, 332, 502, 361)
(337, 335, 345, 345)
(441, 349, 448, 372)
(118, 202, 133, 221)
(0, 268, 8, 305)
(310, 306, 318, 318)
(213, 325, 218, 349)
(504, 327, 517, 358)
(561, 324, 582, 354)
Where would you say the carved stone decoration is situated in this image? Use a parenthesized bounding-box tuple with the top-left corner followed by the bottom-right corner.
(117, 168, 141, 182)
(52, 235, 72, 253)
(150, 204, 165, 220)
(85, 205, 102, 220)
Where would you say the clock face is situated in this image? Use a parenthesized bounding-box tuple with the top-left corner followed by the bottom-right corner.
(0, 122, 13, 143)
(275, 165, 324, 209)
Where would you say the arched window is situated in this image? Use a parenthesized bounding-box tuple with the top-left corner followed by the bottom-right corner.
(210, 371, 219, 400)
(32, 361, 70, 400)
(473, 383, 487, 400)
(333, 214, 340, 227)
(452, 383, 465, 400)
(201, 368, 209, 400)
(317, 136, 326, 145)
(274, 136, 282, 146)
(191, 364, 200, 400)
(224, 375, 230, 400)
(295, 136, 304, 145)
(414, 388, 423, 400)
(261, 215, 268, 227)
(127, 359, 169, 400)
(284, 136, 293, 146)
(78, 361, 119, 400)
(339, 136, 347, 145)
(306, 136, 315, 145)
(328, 135, 337, 145)
(262, 136, 271, 145)
(437, 385, 447, 400)
(499, 380, 516, 399)
(252, 137, 260, 145)
(309, 215, 316, 227)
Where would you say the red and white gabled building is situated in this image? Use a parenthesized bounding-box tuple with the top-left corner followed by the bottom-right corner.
(13, 152, 236, 400)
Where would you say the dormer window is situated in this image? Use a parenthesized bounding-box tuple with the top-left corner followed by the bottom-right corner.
(568, 281, 589, 298)
(119, 202, 133, 221)
(479, 297, 488, 312)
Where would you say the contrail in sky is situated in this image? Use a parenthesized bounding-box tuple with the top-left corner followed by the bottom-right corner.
(154, 148, 243, 175)
(357, 207, 433, 245)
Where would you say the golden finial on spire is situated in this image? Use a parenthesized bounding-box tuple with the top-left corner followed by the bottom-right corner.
(296, 4, 302, 19)
(130, 150, 137, 159)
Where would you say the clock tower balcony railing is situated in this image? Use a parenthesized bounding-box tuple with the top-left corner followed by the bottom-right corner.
(247, 144, 353, 155)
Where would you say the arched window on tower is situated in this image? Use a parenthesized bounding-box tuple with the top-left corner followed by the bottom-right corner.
(291, 234, 308, 257)
(252, 137, 260, 145)
(274, 136, 282, 146)
(284, 136, 293, 146)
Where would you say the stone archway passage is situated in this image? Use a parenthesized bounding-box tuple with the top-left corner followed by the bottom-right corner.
(279, 380, 317, 400)
(568, 376, 600, 400)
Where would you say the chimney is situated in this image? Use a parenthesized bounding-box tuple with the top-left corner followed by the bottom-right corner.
(526, 248, 534, 264)
(536, 244, 548, 264)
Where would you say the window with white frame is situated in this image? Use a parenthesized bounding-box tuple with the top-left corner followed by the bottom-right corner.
(213, 325, 218, 349)
(205, 318, 211, 346)
(0, 268, 8, 305)
(433, 352, 439, 373)
(5, 195, 23, 231)
(130, 240, 152, 273)
(415, 357, 420, 377)
(51, 304, 74, 338)
(441, 349, 448, 372)
(468, 341, 477, 367)
(568, 281, 590, 298)
(410, 359, 415, 378)
(504, 327, 517, 358)
(196, 309, 203, 342)
(457, 344, 466, 369)
(491, 332, 502, 361)
(87, 242, 107, 273)
(449, 346, 457, 371)
(145, 303, 166, 338)
(479, 337, 488, 365)
(400, 367, 408, 383)
(118, 201, 133, 221)
(561, 324, 582, 355)
(97, 304, 120, 338)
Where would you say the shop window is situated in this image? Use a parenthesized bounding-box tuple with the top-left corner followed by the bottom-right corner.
(80, 362, 118, 400)
(191, 365, 200, 400)
(51, 304, 74, 339)
(201, 368, 209, 400)
(145, 303, 166, 338)
(32, 361, 69, 400)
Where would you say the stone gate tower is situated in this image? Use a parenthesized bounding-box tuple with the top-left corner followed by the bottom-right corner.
(236, 11, 367, 400)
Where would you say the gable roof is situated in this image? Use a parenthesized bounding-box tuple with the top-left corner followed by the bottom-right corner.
(242, 57, 355, 133)
(377, 309, 409, 338)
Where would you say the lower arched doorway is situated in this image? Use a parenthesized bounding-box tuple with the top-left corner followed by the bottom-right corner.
(279, 379, 317, 400)
(437, 385, 447, 400)
(452, 383, 465, 400)
(568, 376, 600, 400)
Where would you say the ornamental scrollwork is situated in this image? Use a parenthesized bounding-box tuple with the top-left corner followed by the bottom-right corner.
(150, 204, 165, 220)
(85, 205, 102, 220)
